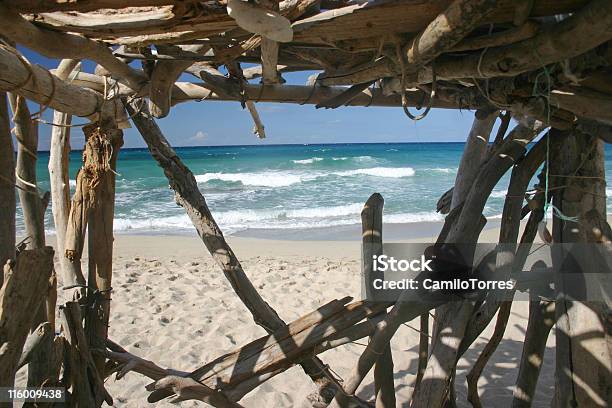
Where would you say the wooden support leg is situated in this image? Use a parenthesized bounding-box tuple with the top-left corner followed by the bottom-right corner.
(48, 60, 84, 292)
(361, 194, 395, 408)
(81, 123, 123, 378)
(550, 128, 611, 408)
(0, 92, 15, 286)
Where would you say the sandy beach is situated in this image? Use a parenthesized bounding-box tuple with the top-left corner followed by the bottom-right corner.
(14, 220, 561, 408)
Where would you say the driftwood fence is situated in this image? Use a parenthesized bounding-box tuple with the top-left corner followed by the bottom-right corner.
(0, 0, 611, 407)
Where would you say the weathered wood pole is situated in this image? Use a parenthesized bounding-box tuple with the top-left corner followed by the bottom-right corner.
(0, 248, 54, 387)
(512, 291, 555, 407)
(361, 193, 395, 408)
(0, 92, 15, 286)
(550, 128, 611, 407)
(412, 110, 497, 404)
(48, 60, 85, 293)
(83, 121, 123, 377)
(8, 92, 59, 388)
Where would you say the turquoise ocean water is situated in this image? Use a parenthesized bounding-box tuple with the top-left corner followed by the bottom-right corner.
(22, 143, 612, 236)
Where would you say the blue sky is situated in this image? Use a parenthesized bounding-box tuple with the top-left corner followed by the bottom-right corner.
(22, 50, 479, 150)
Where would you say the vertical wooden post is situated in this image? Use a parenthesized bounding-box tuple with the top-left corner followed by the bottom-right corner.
(0, 248, 54, 388)
(83, 120, 123, 377)
(550, 128, 611, 407)
(361, 193, 396, 408)
(8, 92, 59, 388)
(48, 59, 83, 291)
(0, 92, 15, 286)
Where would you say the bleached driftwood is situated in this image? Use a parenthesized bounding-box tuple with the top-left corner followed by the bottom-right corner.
(451, 110, 498, 208)
(48, 60, 86, 294)
(227, 0, 293, 43)
(403, 0, 498, 68)
(0, 46, 102, 118)
(148, 45, 209, 118)
(0, 94, 15, 287)
(448, 20, 540, 52)
(0, 247, 54, 387)
(361, 194, 395, 408)
(0, 3, 146, 90)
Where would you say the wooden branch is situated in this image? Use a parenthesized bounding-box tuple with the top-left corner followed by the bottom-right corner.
(361, 194, 395, 408)
(17, 322, 52, 370)
(448, 20, 540, 52)
(451, 110, 498, 209)
(83, 123, 123, 378)
(436, 187, 453, 215)
(0, 46, 102, 118)
(149, 45, 209, 118)
(125, 100, 343, 404)
(48, 60, 86, 295)
(292, 0, 586, 45)
(403, 0, 499, 69)
(165, 299, 384, 402)
(512, 297, 555, 407)
(60, 301, 113, 407)
(412, 120, 544, 408)
(0, 3, 146, 90)
(8, 94, 44, 249)
(0, 93, 15, 287)
(7, 92, 58, 388)
(550, 129, 610, 407)
(435, 0, 612, 80)
(513, 0, 535, 26)
(316, 81, 375, 109)
(7, 0, 180, 13)
(260, 0, 283, 85)
(0, 247, 54, 387)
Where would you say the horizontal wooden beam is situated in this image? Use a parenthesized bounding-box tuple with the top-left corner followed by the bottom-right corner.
(292, 0, 588, 45)
(0, 46, 102, 117)
(7, 0, 181, 13)
(69, 71, 489, 110)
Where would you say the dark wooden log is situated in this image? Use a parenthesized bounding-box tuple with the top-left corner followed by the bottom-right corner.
(0, 93, 14, 288)
(512, 295, 555, 407)
(360, 194, 395, 408)
(0, 248, 54, 387)
(550, 128, 611, 407)
(125, 100, 343, 405)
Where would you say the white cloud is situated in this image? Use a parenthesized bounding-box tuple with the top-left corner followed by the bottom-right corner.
(190, 130, 207, 142)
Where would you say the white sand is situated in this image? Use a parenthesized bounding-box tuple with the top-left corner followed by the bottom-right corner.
(18, 226, 557, 407)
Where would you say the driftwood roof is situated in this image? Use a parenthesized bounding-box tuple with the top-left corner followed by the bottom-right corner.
(0, 0, 611, 138)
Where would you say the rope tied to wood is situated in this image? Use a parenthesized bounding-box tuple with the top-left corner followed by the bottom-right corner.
(394, 42, 435, 121)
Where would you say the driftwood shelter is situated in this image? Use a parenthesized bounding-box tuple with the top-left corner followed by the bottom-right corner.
(0, 0, 611, 406)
